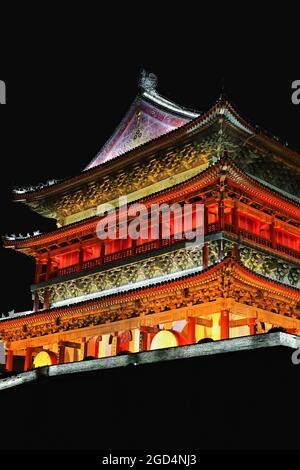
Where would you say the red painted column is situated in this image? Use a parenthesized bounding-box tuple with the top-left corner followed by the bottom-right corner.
(24, 348, 32, 371)
(204, 206, 208, 235)
(78, 242, 83, 271)
(187, 317, 196, 344)
(33, 292, 40, 312)
(232, 200, 239, 234)
(81, 337, 88, 359)
(94, 336, 101, 358)
(203, 243, 209, 268)
(35, 259, 42, 283)
(132, 238, 137, 256)
(220, 310, 230, 339)
(99, 240, 105, 262)
(270, 219, 276, 249)
(158, 211, 163, 248)
(218, 200, 225, 231)
(233, 243, 240, 261)
(149, 332, 156, 348)
(44, 288, 49, 310)
(248, 318, 256, 335)
(45, 252, 51, 281)
(58, 343, 65, 364)
(6, 350, 13, 372)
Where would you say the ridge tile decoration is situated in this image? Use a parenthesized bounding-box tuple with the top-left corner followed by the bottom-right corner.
(2, 71, 300, 372)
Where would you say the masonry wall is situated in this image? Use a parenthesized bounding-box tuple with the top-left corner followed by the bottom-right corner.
(0, 346, 299, 450)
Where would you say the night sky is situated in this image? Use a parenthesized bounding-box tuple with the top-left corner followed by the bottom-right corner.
(0, 6, 299, 314)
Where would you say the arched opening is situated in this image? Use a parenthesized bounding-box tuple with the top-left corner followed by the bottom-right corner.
(150, 330, 187, 351)
(33, 350, 57, 368)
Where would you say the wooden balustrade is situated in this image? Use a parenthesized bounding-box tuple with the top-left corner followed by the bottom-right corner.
(104, 248, 134, 263)
(276, 243, 300, 259)
(135, 240, 160, 255)
(36, 224, 300, 283)
(161, 233, 184, 247)
(206, 222, 220, 234)
(239, 229, 272, 248)
(224, 223, 235, 234)
(81, 257, 103, 270)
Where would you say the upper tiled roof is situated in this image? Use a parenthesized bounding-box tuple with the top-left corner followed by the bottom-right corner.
(85, 70, 200, 169)
(11, 73, 300, 204)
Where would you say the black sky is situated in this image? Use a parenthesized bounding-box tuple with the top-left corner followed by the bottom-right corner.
(0, 6, 299, 314)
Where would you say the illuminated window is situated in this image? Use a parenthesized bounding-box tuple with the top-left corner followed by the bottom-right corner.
(104, 238, 132, 255)
(207, 205, 218, 224)
(57, 251, 79, 268)
(276, 231, 298, 250)
(82, 244, 101, 261)
(238, 214, 260, 234)
(224, 209, 233, 225)
(259, 223, 270, 239)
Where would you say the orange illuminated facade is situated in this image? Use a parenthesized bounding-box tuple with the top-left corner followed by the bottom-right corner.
(1, 71, 300, 371)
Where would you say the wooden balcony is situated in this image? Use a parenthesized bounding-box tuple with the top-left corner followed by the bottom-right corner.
(239, 229, 272, 248)
(82, 256, 103, 270)
(47, 264, 79, 280)
(161, 233, 184, 248)
(37, 225, 300, 283)
(276, 243, 300, 260)
(103, 247, 134, 264)
(207, 222, 220, 234)
(224, 223, 235, 234)
(40, 239, 180, 282)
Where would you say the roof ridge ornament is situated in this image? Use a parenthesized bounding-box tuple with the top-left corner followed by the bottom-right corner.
(13, 179, 59, 194)
(139, 69, 158, 93)
(4, 230, 42, 241)
(218, 77, 226, 102)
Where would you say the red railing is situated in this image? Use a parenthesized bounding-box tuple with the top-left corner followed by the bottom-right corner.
(161, 233, 184, 247)
(239, 229, 272, 248)
(82, 257, 103, 270)
(207, 222, 220, 234)
(135, 240, 160, 255)
(48, 264, 79, 279)
(104, 248, 134, 263)
(41, 237, 186, 282)
(39, 225, 300, 282)
(224, 223, 235, 234)
(276, 243, 300, 259)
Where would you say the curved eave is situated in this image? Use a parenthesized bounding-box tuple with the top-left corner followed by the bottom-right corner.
(12, 98, 284, 203)
(84, 89, 200, 171)
(11, 99, 300, 235)
(1, 257, 300, 326)
(141, 90, 200, 119)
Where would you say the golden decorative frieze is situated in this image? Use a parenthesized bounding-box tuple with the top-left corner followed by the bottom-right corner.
(39, 135, 235, 225)
(240, 246, 300, 286)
